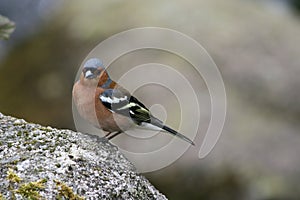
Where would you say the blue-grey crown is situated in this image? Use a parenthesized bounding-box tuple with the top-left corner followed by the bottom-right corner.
(83, 58, 104, 69)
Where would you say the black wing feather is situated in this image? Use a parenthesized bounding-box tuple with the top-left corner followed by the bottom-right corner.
(99, 89, 151, 124)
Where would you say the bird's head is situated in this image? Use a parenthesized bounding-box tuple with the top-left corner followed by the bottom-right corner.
(81, 58, 113, 88)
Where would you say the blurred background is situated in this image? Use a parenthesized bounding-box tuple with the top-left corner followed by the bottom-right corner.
(1, 0, 300, 199)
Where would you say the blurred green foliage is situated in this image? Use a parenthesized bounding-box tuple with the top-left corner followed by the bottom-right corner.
(291, 0, 300, 12)
(0, 15, 15, 40)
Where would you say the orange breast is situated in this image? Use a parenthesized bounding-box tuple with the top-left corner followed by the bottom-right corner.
(73, 81, 134, 132)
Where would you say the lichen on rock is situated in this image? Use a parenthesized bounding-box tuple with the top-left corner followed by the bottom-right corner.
(0, 113, 167, 199)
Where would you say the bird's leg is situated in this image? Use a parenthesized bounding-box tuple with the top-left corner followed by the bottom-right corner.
(107, 131, 122, 140)
(104, 132, 112, 138)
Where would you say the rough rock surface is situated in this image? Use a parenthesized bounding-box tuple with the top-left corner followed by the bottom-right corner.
(0, 112, 167, 200)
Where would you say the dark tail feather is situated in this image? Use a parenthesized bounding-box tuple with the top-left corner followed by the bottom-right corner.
(162, 125, 195, 146)
(150, 117, 195, 145)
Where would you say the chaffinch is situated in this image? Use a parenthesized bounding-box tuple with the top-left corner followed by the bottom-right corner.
(72, 58, 194, 145)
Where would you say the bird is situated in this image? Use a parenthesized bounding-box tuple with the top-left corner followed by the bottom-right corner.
(72, 58, 195, 145)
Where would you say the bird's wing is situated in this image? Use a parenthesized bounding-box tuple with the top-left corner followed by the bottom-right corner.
(99, 88, 152, 125)
(99, 88, 195, 145)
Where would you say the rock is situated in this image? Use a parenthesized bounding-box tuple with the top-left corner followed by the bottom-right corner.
(0, 113, 167, 200)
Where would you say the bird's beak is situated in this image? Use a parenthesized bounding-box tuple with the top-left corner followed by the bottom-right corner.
(84, 70, 94, 79)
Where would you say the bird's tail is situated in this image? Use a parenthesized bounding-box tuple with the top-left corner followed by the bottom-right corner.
(150, 117, 195, 146)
